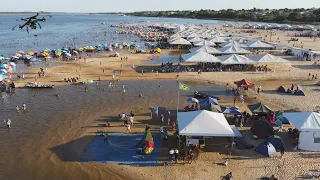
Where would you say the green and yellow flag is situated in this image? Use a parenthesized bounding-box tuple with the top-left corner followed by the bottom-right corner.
(179, 81, 190, 91)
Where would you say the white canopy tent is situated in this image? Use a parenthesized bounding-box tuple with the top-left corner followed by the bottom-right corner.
(248, 54, 290, 63)
(194, 40, 216, 47)
(284, 112, 320, 151)
(219, 46, 251, 54)
(189, 46, 221, 55)
(189, 36, 204, 43)
(169, 38, 191, 45)
(220, 41, 247, 48)
(218, 54, 257, 65)
(186, 33, 199, 40)
(245, 40, 274, 49)
(208, 36, 227, 43)
(178, 110, 235, 137)
(182, 51, 221, 63)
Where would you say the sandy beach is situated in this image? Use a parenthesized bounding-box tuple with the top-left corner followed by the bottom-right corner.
(3, 26, 320, 180)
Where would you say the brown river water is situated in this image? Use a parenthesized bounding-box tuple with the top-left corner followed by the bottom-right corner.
(0, 80, 230, 179)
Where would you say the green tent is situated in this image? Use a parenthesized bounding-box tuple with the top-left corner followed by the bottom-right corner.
(248, 102, 273, 115)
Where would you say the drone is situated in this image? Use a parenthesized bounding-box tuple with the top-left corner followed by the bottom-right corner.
(12, 13, 52, 33)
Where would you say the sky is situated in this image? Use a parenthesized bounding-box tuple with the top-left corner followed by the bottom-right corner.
(0, 0, 320, 13)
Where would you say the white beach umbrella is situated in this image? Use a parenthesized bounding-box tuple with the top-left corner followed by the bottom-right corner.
(182, 51, 221, 63)
(219, 46, 251, 54)
(18, 51, 25, 54)
(189, 46, 221, 54)
(248, 54, 290, 64)
(218, 54, 256, 65)
(186, 33, 199, 40)
(9, 62, 16, 67)
(194, 40, 216, 47)
(303, 25, 315, 30)
(0, 69, 8, 74)
(0, 57, 4, 60)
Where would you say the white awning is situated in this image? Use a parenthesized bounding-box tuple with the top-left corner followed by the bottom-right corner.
(218, 54, 257, 65)
(189, 46, 221, 54)
(248, 54, 290, 63)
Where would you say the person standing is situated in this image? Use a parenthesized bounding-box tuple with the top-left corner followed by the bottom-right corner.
(280, 145, 285, 158)
(129, 115, 134, 126)
(167, 116, 171, 126)
(126, 123, 131, 133)
(16, 106, 20, 113)
(6, 119, 11, 129)
(160, 114, 164, 124)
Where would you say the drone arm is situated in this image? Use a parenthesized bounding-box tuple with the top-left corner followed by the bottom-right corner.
(26, 26, 29, 33)
(38, 22, 42, 29)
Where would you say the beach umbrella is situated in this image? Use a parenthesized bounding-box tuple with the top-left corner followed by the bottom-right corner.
(0, 54, 8, 58)
(27, 51, 35, 56)
(0, 64, 8, 69)
(0, 69, 8, 74)
(11, 56, 19, 59)
(156, 48, 161, 53)
(15, 53, 22, 57)
(56, 49, 62, 52)
(30, 57, 37, 62)
(18, 51, 25, 54)
(32, 50, 38, 53)
(73, 51, 79, 54)
(187, 97, 199, 103)
(62, 47, 69, 51)
(0, 74, 3, 81)
(0, 57, 4, 60)
(9, 62, 16, 67)
(182, 51, 221, 63)
(87, 79, 93, 83)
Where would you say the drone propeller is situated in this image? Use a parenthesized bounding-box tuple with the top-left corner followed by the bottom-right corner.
(12, 25, 19, 31)
(38, 23, 42, 29)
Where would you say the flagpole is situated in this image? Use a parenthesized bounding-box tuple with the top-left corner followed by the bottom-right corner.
(177, 90, 180, 115)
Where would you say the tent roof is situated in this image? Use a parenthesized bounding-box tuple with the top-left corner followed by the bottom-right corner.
(178, 110, 235, 137)
(248, 54, 290, 63)
(169, 38, 191, 45)
(220, 41, 247, 48)
(283, 112, 320, 131)
(218, 54, 256, 65)
(189, 46, 221, 54)
(182, 51, 221, 63)
(245, 40, 274, 48)
(219, 46, 251, 54)
(248, 102, 273, 115)
(234, 79, 255, 87)
(194, 40, 216, 47)
(230, 125, 243, 137)
(208, 36, 227, 43)
(189, 36, 204, 43)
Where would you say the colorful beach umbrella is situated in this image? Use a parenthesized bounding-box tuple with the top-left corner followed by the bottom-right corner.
(9, 62, 16, 67)
(56, 49, 62, 52)
(187, 97, 199, 103)
(27, 51, 35, 56)
(32, 50, 38, 53)
(0, 64, 8, 69)
(0, 69, 8, 74)
(0, 54, 8, 58)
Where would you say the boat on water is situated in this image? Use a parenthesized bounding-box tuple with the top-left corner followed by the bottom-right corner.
(25, 82, 55, 88)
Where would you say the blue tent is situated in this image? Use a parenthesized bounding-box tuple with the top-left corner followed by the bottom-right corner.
(294, 90, 305, 96)
(275, 111, 290, 124)
(267, 135, 284, 149)
(221, 106, 242, 115)
(198, 97, 219, 109)
(255, 142, 276, 157)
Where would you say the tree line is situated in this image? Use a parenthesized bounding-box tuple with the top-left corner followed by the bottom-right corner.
(127, 8, 320, 24)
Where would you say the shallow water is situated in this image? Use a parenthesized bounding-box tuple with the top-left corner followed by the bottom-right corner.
(0, 80, 230, 179)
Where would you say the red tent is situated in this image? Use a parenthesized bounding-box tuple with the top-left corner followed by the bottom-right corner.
(234, 79, 255, 88)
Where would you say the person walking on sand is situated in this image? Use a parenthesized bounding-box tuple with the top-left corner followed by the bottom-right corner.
(280, 145, 285, 158)
(167, 116, 171, 126)
(126, 123, 131, 133)
(160, 114, 164, 124)
(129, 115, 134, 126)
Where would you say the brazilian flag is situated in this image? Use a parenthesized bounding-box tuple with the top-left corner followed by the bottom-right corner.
(179, 81, 190, 91)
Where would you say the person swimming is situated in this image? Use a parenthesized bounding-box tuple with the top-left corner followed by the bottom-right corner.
(22, 104, 27, 111)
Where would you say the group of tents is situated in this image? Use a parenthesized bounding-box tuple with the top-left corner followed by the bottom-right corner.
(275, 85, 305, 96)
